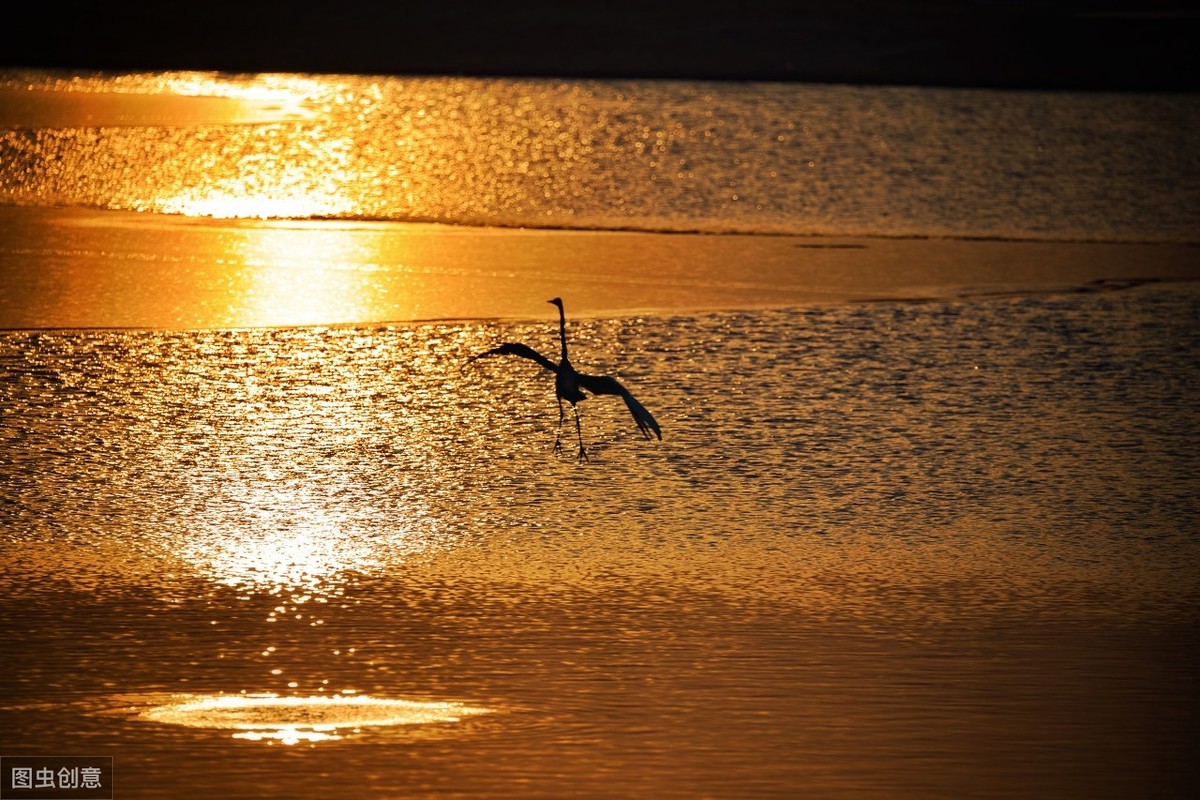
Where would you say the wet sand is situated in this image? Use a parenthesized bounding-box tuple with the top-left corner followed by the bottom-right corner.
(1, 205, 1196, 330)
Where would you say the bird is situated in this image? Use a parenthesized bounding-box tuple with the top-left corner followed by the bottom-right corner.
(466, 297, 661, 462)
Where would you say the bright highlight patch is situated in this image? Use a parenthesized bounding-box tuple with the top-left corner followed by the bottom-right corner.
(139, 693, 493, 745)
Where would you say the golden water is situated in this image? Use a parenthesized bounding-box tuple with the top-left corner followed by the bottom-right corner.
(3, 285, 1198, 797)
(2, 69, 1197, 241)
(2, 69, 1198, 799)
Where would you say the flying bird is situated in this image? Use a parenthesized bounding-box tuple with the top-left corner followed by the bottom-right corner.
(466, 297, 661, 462)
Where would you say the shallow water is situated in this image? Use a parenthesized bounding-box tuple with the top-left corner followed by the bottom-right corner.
(3, 70, 1197, 242)
(2, 66, 1198, 798)
(2, 283, 1198, 798)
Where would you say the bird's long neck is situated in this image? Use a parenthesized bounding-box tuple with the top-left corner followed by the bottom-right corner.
(556, 303, 569, 362)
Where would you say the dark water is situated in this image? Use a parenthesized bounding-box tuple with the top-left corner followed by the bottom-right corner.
(2, 282, 1198, 798)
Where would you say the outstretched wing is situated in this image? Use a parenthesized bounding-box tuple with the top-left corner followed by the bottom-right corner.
(577, 373, 662, 440)
(467, 342, 557, 373)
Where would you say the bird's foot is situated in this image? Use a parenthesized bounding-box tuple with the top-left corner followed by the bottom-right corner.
(553, 438, 563, 456)
(577, 446, 590, 464)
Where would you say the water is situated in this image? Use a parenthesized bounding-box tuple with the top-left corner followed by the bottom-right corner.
(2, 69, 1198, 241)
(4, 289, 1199, 797)
(2, 69, 1199, 798)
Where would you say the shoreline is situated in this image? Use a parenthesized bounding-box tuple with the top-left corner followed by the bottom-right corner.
(68, 206, 1200, 249)
(2, 206, 1198, 331)
(5, 277, 1198, 335)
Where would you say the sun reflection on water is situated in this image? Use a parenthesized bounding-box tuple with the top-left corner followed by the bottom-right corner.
(138, 693, 493, 745)
(156, 127, 360, 220)
(165, 407, 440, 594)
(133, 322, 474, 593)
(152, 72, 334, 106)
(225, 221, 400, 326)
(161, 193, 356, 220)
(172, 498, 384, 594)
(112, 73, 364, 220)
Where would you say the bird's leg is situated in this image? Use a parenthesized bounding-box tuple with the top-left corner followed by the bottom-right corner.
(573, 406, 589, 463)
(553, 398, 565, 455)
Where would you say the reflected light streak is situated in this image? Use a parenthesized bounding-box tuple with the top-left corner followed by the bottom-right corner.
(163, 194, 356, 220)
(158, 155, 359, 219)
(139, 693, 493, 745)
(0, 71, 326, 130)
(156, 74, 357, 220)
(220, 221, 400, 327)
(21, 70, 334, 108)
(142, 324, 451, 592)
(175, 513, 376, 593)
(173, 480, 432, 593)
(153, 72, 333, 106)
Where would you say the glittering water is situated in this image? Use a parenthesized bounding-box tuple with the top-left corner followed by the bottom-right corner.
(2, 284, 1198, 798)
(2, 67, 1199, 798)
(2, 69, 1197, 241)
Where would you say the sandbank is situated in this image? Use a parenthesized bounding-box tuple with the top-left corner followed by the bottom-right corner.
(0, 205, 1196, 330)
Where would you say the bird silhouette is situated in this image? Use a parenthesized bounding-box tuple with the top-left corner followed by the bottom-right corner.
(466, 297, 661, 462)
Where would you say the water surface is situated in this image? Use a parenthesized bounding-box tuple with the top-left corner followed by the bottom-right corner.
(3, 70, 1197, 241)
(3, 284, 1198, 798)
(2, 68, 1198, 798)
